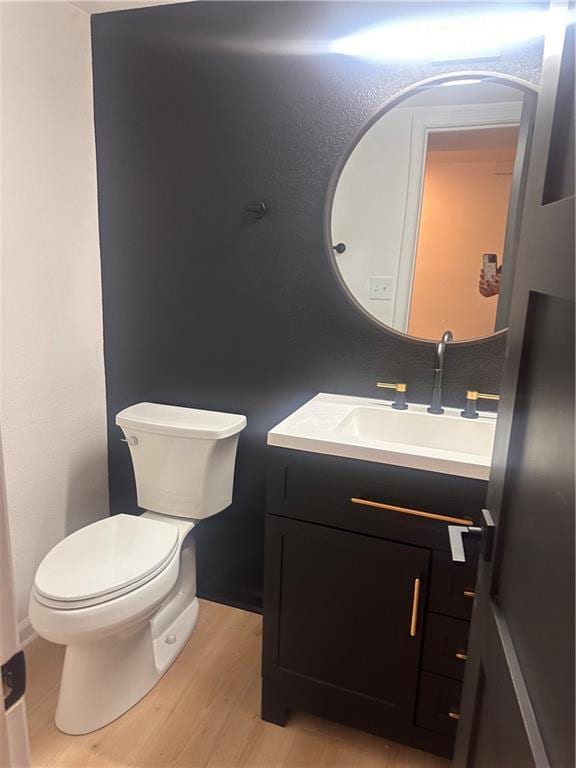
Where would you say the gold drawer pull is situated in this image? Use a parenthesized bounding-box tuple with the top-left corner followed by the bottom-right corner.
(463, 590, 476, 598)
(455, 652, 468, 661)
(350, 498, 473, 526)
(448, 711, 461, 720)
(410, 578, 421, 637)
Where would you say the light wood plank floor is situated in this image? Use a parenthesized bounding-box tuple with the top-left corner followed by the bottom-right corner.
(26, 600, 448, 768)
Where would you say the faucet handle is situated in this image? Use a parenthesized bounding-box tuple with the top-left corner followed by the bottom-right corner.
(476, 392, 500, 401)
(376, 382, 408, 410)
(461, 390, 500, 419)
(377, 382, 407, 391)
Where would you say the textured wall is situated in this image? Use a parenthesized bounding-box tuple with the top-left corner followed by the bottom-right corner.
(92, 1, 543, 611)
(1, 1, 108, 638)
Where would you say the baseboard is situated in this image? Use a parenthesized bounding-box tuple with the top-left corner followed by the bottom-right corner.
(18, 617, 37, 648)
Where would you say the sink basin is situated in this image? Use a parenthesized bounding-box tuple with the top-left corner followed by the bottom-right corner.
(268, 393, 497, 480)
(333, 406, 495, 457)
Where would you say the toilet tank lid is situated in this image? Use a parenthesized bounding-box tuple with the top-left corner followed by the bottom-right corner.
(116, 402, 247, 439)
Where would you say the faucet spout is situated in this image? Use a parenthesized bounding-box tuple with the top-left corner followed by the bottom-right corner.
(428, 330, 453, 414)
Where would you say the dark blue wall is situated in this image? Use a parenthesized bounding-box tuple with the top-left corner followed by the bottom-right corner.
(91, 2, 542, 611)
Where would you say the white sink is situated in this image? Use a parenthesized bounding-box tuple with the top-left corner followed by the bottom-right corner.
(268, 393, 497, 480)
(334, 406, 495, 457)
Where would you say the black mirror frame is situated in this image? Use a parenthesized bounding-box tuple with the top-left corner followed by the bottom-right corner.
(323, 70, 539, 348)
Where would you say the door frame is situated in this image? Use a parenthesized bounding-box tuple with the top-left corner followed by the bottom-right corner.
(394, 100, 524, 331)
(0, 424, 30, 767)
(453, 1, 574, 764)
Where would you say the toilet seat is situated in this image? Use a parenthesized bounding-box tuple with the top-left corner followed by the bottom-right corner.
(34, 514, 179, 610)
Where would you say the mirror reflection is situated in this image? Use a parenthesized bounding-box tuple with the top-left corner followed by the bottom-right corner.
(330, 78, 534, 342)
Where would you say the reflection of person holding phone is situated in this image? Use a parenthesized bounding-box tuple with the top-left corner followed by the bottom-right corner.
(479, 253, 502, 297)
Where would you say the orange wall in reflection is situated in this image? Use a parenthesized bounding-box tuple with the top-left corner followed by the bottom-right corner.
(407, 139, 516, 341)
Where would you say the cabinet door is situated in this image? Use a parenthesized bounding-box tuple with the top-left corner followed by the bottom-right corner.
(264, 516, 430, 725)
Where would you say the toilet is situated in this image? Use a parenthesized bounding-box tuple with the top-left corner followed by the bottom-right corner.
(29, 402, 246, 735)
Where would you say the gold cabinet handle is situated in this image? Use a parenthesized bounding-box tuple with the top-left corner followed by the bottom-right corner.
(448, 711, 461, 720)
(410, 578, 421, 637)
(350, 498, 473, 526)
(455, 652, 468, 661)
(463, 590, 476, 598)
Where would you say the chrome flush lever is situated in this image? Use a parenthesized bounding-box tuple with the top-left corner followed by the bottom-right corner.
(121, 436, 139, 446)
(448, 509, 495, 563)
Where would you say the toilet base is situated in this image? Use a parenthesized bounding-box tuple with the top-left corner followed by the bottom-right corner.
(55, 596, 200, 735)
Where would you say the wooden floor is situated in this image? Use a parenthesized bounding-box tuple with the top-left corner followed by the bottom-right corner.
(26, 600, 448, 768)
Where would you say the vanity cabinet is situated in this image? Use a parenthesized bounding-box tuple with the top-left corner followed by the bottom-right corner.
(262, 448, 486, 758)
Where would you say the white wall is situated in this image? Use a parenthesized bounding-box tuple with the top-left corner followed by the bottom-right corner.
(332, 108, 412, 328)
(0, 1, 109, 641)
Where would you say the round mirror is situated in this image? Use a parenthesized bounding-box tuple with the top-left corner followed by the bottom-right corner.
(328, 73, 537, 343)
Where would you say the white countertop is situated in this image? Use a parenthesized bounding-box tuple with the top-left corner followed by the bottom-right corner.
(267, 393, 496, 480)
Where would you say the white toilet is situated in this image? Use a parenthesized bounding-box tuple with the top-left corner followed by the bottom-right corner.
(29, 402, 246, 735)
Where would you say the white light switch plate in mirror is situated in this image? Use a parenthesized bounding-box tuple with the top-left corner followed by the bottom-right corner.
(369, 276, 394, 300)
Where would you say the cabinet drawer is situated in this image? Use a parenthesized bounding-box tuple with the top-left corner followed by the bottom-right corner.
(416, 672, 462, 736)
(268, 449, 486, 551)
(422, 613, 470, 681)
(429, 549, 478, 620)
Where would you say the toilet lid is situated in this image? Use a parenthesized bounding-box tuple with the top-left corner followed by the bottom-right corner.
(34, 514, 179, 604)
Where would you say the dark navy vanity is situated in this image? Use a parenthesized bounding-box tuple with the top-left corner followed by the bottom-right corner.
(262, 443, 486, 758)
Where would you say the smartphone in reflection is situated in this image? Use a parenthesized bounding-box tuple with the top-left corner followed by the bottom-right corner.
(483, 253, 498, 280)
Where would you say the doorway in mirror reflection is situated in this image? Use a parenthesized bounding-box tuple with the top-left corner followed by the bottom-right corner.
(408, 125, 518, 340)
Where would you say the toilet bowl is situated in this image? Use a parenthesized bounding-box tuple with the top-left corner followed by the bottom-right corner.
(29, 403, 246, 735)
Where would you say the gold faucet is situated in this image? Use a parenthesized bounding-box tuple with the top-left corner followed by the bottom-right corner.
(376, 382, 408, 410)
(461, 390, 500, 419)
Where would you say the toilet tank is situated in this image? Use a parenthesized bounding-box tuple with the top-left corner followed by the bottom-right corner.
(116, 403, 247, 519)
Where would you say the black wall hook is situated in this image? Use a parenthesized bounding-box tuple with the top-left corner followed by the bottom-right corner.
(244, 201, 268, 221)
